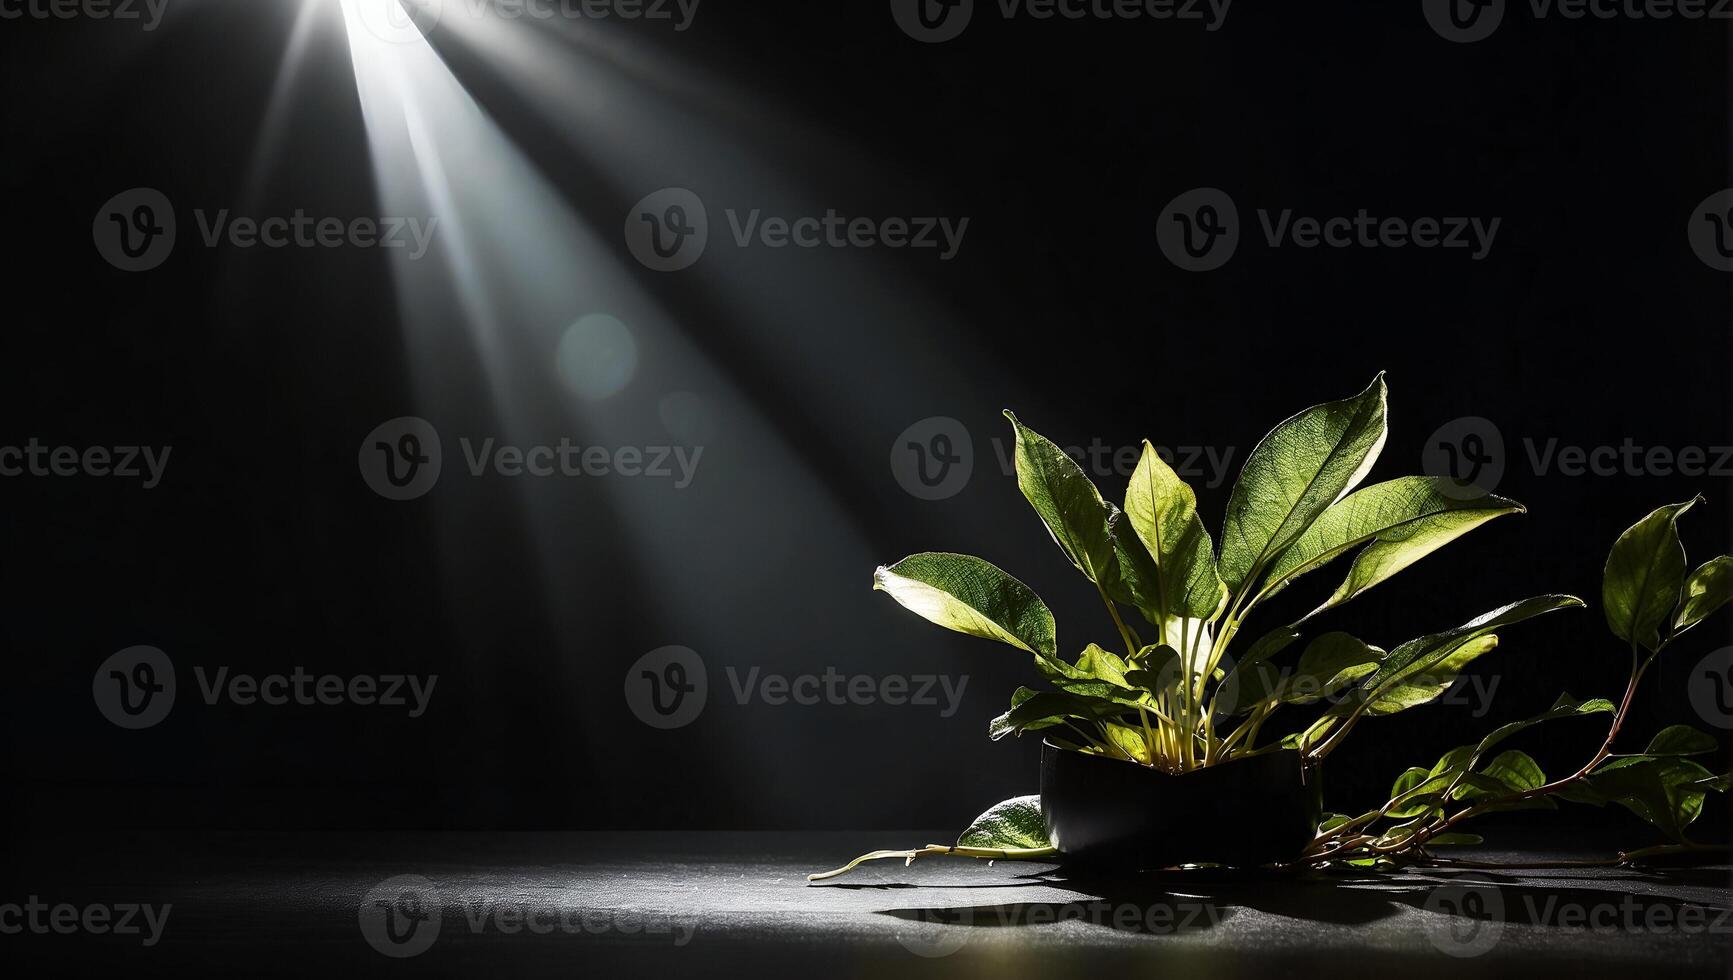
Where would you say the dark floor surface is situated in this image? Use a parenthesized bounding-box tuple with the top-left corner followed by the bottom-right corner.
(1, 831, 1727, 977)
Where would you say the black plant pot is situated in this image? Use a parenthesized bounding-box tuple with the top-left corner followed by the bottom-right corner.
(1040, 742, 1322, 869)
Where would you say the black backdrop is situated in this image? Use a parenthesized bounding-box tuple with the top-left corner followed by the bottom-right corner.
(2, 1, 1729, 841)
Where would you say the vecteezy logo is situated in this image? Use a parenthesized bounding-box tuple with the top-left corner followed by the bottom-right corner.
(92, 646, 176, 730)
(1422, 416, 1506, 499)
(358, 417, 442, 501)
(1689, 647, 1733, 730)
(890, 417, 974, 500)
(624, 646, 708, 729)
(346, 0, 445, 45)
(1422, 0, 1504, 43)
(894, 906, 974, 957)
(359, 875, 442, 958)
(1156, 188, 1239, 272)
(93, 189, 176, 272)
(889, 0, 973, 43)
(1422, 880, 1505, 957)
(624, 188, 708, 271)
(1687, 189, 1733, 272)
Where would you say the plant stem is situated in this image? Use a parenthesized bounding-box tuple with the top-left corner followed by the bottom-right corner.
(807, 844, 1060, 882)
(1409, 647, 1654, 848)
(1305, 640, 1666, 866)
(1426, 843, 1727, 870)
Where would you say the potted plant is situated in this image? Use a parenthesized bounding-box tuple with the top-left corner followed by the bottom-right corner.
(811, 377, 1731, 880)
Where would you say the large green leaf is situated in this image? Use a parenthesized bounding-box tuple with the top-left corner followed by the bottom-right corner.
(1470, 692, 1616, 760)
(1106, 508, 1162, 631)
(1363, 634, 1498, 716)
(957, 795, 1051, 849)
(1255, 476, 1523, 619)
(988, 688, 1126, 741)
(1460, 749, 1558, 813)
(1675, 555, 1733, 634)
(1218, 375, 1389, 596)
(1603, 498, 1699, 653)
(1378, 694, 1612, 818)
(1570, 757, 1716, 843)
(1037, 643, 1149, 703)
(1349, 595, 1584, 716)
(874, 553, 1056, 656)
(1286, 632, 1383, 705)
(1477, 749, 1547, 792)
(1216, 628, 1302, 714)
(1004, 412, 1120, 587)
(1123, 441, 1227, 622)
(1643, 725, 1720, 758)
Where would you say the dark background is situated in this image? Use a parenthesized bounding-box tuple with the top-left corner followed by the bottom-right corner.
(1, 0, 1728, 848)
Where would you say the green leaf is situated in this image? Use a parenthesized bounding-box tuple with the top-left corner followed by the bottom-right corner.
(1363, 634, 1498, 716)
(1106, 509, 1163, 629)
(1216, 628, 1301, 712)
(1478, 749, 1547, 793)
(957, 795, 1051, 849)
(1350, 595, 1583, 716)
(1643, 725, 1719, 758)
(1004, 411, 1120, 587)
(1284, 632, 1383, 705)
(1318, 812, 1353, 833)
(988, 689, 1125, 741)
(1470, 692, 1616, 761)
(1577, 757, 1716, 843)
(1038, 644, 1149, 703)
(1218, 374, 1389, 596)
(874, 553, 1057, 657)
(1100, 722, 1152, 764)
(1123, 441, 1228, 621)
(1388, 767, 1442, 818)
(1074, 643, 1132, 685)
(1603, 498, 1700, 654)
(1256, 476, 1523, 620)
(1675, 556, 1733, 634)
(1241, 627, 1303, 666)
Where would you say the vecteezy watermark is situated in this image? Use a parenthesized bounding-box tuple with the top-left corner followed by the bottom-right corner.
(623, 647, 969, 730)
(1421, 416, 1507, 499)
(93, 647, 437, 730)
(1689, 646, 1733, 730)
(358, 417, 704, 501)
(1422, 879, 1507, 956)
(890, 417, 975, 500)
(894, 900, 1220, 957)
(1425, 0, 1733, 44)
(344, 0, 701, 45)
(358, 875, 696, 958)
(0, 439, 171, 489)
(889, 0, 1231, 43)
(0, 897, 172, 947)
(1221, 663, 1501, 718)
(1422, 0, 1507, 42)
(1157, 187, 1501, 271)
(624, 646, 708, 730)
(1423, 879, 1733, 956)
(0, 0, 167, 29)
(360, 875, 441, 958)
(93, 189, 438, 272)
(1688, 188, 1733, 271)
(92, 646, 176, 730)
(888, 415, 1236, 500)
(1423, 416, 1733, 496)
(624, 187, 969, 271)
